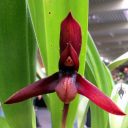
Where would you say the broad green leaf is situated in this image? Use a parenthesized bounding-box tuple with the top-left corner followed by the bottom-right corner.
(85, 59, 97, 84)
(77, 57, 96, 128)
(102, 63, 114, 91)
(77, 97, 89, 128)
(109, 52, 128, 71)
(28, 0, 88, 128)
(87, 33, 114, 128)
(110, 83, 128, 128)
(0, 117, 10, 128)
(87, 34, 112, 94)
(121, 103, 128, 128)
(0, 1, 36, 128)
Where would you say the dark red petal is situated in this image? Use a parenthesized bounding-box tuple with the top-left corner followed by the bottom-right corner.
(76, 73, 125, 115)
(5, 72, 59, 104)
(59, 43, 79, 70)
(60, 12, 81, 56)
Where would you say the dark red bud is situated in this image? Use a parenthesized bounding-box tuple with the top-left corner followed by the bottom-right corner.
(60, 12, 82, 56)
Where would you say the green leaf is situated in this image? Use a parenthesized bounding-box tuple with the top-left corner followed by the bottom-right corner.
(109, 83, 128, 128)
(77, 56, 96, 128)
(0, 1, 36, 128)
(28, 0, 88, 127)
(77, 97, 89, 128)
(121, 104, 128, 128)
(0, 117, 10, 128)
(108, 52, 128, 71)
(86, 33, 114, 128)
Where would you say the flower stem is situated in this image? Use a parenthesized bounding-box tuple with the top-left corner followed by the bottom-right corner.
(62, 103, 69, 128)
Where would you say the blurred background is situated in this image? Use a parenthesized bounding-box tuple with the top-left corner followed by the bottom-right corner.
(89, 0, 128, 85)
(89, 0, 128, 62)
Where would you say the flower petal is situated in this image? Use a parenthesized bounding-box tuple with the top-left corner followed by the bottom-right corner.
(76, 73, 125, 115)
(60, 12, 82, 56)
(59, 43, 79, 71)
(55, 73, 77, 104)
(5, 72, 59, 104)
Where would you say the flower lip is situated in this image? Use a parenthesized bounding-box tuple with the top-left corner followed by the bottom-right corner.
(55, 73, 77, 104)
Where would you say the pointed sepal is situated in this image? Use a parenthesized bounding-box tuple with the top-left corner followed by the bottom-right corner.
(76, 73, 125, 115)
(60, 12, 82, 56)
(5, 72, 59, 104)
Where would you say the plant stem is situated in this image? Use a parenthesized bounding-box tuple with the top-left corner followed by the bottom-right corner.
(62, 103, 69, 128)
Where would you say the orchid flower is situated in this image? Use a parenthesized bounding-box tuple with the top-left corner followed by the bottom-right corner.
(5, 12, 125, 128)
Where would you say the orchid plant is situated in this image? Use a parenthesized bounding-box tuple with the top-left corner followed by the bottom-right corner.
(5, 13, 125, 128)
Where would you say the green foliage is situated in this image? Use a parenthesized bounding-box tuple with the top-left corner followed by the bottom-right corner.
(0, 117, 10, 128)
(109, 83, 128, 128)
(0, 1, 36, 128)
(109, 52, 128, 71)
(77, 97, 89, 128)
(86, 33, 114, 128)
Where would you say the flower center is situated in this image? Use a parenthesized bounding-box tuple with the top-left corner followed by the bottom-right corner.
(64, 56, 74, 67)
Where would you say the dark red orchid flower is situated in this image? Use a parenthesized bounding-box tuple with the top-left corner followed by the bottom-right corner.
(5, 12, 125, 128)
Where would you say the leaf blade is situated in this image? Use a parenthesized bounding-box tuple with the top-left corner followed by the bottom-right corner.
(0, 1, 37, 128)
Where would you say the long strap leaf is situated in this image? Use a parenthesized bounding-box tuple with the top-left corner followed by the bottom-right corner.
(86, 33, 114, 128)
(108, 52, 128, 71)
(0, 1, 36, 128)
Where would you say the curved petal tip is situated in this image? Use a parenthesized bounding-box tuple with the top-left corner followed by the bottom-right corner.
(5, 72, 59, 104)
(76, 73, 126, 116)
